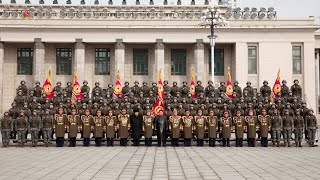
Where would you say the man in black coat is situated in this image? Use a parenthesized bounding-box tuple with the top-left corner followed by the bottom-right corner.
(154, 110, 168, 147)
(130, 109, 143, 146)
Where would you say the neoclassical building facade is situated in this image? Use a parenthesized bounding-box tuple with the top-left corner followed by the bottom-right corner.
(0, 3, 319, 114)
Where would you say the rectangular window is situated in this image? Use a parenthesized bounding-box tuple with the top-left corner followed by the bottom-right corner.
(95, 48, 110, 75)
(248, 46, 258, 74)
(209, 49, 224, 76)
(133, 48, 148, 75)
(171, 49, 186, 75)
(17, 48, 33, 75)
(293, 46, 302, 74)
(56, 48, 72, 75)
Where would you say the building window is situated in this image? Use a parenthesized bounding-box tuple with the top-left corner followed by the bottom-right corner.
(133, 48, 148, 75)
(293, 46, 302, 74)
(95, 48, 110, 75)
(56, 48, 72, 75)
(171, 49, 186, 75)
(248, 46, 258, 74)
(209, 49, 224, 76)
(17, 48, 33, 75)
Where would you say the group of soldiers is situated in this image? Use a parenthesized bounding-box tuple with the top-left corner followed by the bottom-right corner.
(0, 79, 318, 148)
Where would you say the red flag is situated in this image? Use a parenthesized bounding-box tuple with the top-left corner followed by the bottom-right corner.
(113, 69, 124, 99)
(152, 69, 165, 116)
(190, 68, 196, 98)
(71, 68, 83, 104)
(272, 68, 281, 98)
(23, 10, 30, 20)
(225, 67, 233, 98)
(42, 70, 54, 99)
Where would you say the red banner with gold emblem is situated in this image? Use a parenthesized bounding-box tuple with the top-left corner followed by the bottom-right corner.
(23, 10, 30, 20)
(152, 69, 165, 116)
(190, 68, 196, 98)
(71, 68, 83, 104)
(272, 68, 281, 98)
(113, 69, 123, 99)
(225, 67, 233, 98)
(42, 70, 54, 99)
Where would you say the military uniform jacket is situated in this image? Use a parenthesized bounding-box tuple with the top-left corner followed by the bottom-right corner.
(54, 114, 67, 137)
(233, 116, 245, 138)
(246, 116, 257, 138)
(293, 115, 304, 130)
(67, 115, 80, 138)
(258, 115, 271, 138)
(81, 115, 94, 138)
(306, 115, 317, 130)
(0, 116, 13, 131)
(282, 115, 293, 130)
(143, 115, 154, 138)
(93, 116, 105, 138)
(42, 115, 53, 130)
(169, 116, 182, 139)
(207, 116, 218, 138)
(105, 116, 117, 138)
(182, 116, 194, 139)
(29, 115, 41, 131)
(220, 117, 232, 138)
(118, 114, 130, 138)
(271, 115, 282, 131)
(195, 116, 206, 139)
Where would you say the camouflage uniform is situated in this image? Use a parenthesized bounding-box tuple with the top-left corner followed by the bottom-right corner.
(306, 110, 318, 147)
(29, 111, 42, 147)
(293, 110, 304, 147)
(16, 112, 28, 147)
(42, 111, 54, 146)
(271, 110, 282, 147)
(0, 112, 13, 147)
(282, 110, 293, 147)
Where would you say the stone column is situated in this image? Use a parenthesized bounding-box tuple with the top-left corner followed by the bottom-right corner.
(74, 39, 85, 84)
(114, 39, 125, 81)
(194, 39, 205, 82)
(34, 38, 45, 84)
(303, 42, 316, 112)
(0, 42, 4, 114)
(235, 42, 248, 87)
(154, 39, 165, 80)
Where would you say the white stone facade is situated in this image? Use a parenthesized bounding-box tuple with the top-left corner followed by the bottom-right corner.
(0, 4, 319, 114)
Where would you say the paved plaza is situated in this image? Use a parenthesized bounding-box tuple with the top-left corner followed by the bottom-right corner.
(0, 140, 320, 180)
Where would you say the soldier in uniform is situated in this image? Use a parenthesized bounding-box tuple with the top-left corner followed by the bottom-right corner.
(67, 108, 80, 147)
(163, 80, 170, 95)
(93, 110, 105, 147)
(150, 82, 158, 97)
(233, 110, 245, 147)
(281, 80, 289, 98)
(143, 110, 154, 146)
(194, 109, 206, 146)
(180, 81, 189, 98)
(15, 90, 25, 109)
(122, 82, 131, 96)
(81, 109, 94, 147)
(54, 82, 63, 98)
(169, 109, 181, 147)
(9, 102, 19, 139)
(54, 107, 67, 147)
(81, 80, 90, 95)
(306, 110, 317, 147)
(106, 84, 114, 95)
(118, 108, 130, 146)
(0, 111, 13, 148)
(207, 110, 219, 147)
(92, 82, 103, 98)
(16, 111, 28, 147)
(17, 80, 28, 97)
(220, 111, 232, 147)
(155, 110, 168, 147)
(105, 110, 117, 147)
(218, 82, 226, 93)
(195, 81, 204, 97)
(130, 109, 143, 146)
(170, 82, 179, 97)
(282, 109, 293, 147)
(271, 109, 282, 147)
(260, 81, 271, 98)
(131, 81, 141, 98)
(258, 109, 271, 147)
(205, 81, 215, 97)
(243, 81, 254, 98)
(42, 109, 54, 147)
(233, 81, 242, 98)
(290, 79, 302, 100)
(34, 81, 42, 98)
(29, 110, 41, 147)
(245, 110, 257, 147)
(141, 82, 149, 98)
(293, 110, 304, 147)
(182, 110, 194, 147)
(65, 82, 73, 98)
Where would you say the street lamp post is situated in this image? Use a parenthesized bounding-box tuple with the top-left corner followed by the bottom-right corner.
(200, 7, 228, 83)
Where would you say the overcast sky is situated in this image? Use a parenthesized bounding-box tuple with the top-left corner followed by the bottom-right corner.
(3, 0, 320, 18)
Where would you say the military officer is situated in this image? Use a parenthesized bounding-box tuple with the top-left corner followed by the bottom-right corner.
(169, 109, 181, 147)
(81, 109, 94, 147)
(130, 109, 143, 146)
(42, 109, 54, 147)
(65, 82, 73, 98)
(118, 108, 130, 146)
(218, 82, 226, 93)
(122, 81, 131, 95)
(67, 108, 80, 147)
(17, 80, 28, 97)
(271, 109, 282, 147)
(194, 109, 206, 146)
(92, 82, 103, 98)
(163, 80, 171, 95)
(182, 110, 194, 147)
(54, 107, 67, 147)
(29, 110, 42, 147)
(0, 111, 13, 148)
(180, 81, 189, 98)
(53, 82, 63, 98)
(233, 81, 242, 98)
(233, 109, 245, 147)
(195, 81, 204, 97)
(155, 110, 168, 147)
(207, 110, 219, 147)
(243, 81, 254, 98)
(105, 110, 117, 147)
(170, 82, 179, 97)
(245, 110, 257, 147)
(258, 109, 271, 147)
(282, 109, 293, 147)
(34, 81, 42, 98)
(150, 82, 158, 97)
(143, 110, 154, 146)
(260, 81, 271, 98)
(306, 110, 317, 147)
(205, 81, 215, 97)
(290, 79, 302, 99)
(131, 81, 141, 98)
(93, 110, 105, 147)
(14, 90, 25, 109)
(281, 80, 290, 97)
(220, 111, 232, 147)
(141, 82, 149, 97)
(16, 111, 28, 147)
(106, 84, 114, 95)
(293, 110, 304, 147)
(81, 80, 90, 95)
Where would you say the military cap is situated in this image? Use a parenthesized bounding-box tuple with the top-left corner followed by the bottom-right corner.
(282, 80, 287, 83)
(18, 89, 22, 93)
(29, 91, 34, 94)
(295, 109, 301, 112)
(173, 81, 177, 85)
(234, 80, 239, 84)
(208, 80, 213, 84)
(134, 81, 139, 84)
(286, 102, 291, 105)
(246, 81, 251, 84)
(83, 80, 88, 84)
(20, 80, 26, 84)
(33, 109, 38, 113)
(57, 81, 61, 85)
(263, 80, 268, 84)
(35, 81, 40, 85)
(167, 104, 171, 107)
(284, 109, 289, 112)
(19, 110, 25, 113)
(108, 84, 113, 87)
(212, 103, 217, 107)
(152, 82, 157, 85)
(197, 80, 202, 84)
(45, 109, 51, 112)
(67, 81, 72, 85)
(189, 104, 194, 107)
(95, 90, 100, 94)
(294, 79, 299, 83)
(95, 82, 100, 85)
(220, 81, 225, 85)
(182, 81, 187, 84)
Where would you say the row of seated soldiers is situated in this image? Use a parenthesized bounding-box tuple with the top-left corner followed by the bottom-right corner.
(0, 107, 318, 148)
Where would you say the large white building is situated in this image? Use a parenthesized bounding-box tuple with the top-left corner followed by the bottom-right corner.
(0, 1, 319, 114)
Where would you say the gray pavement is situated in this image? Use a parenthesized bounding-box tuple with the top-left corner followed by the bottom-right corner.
(0, 142, 320, 180)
